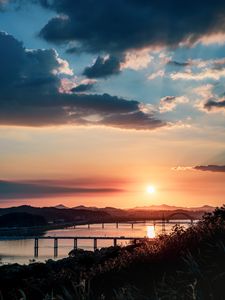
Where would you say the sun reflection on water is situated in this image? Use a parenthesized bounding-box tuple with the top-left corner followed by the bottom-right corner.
(146, 225, 156, 238)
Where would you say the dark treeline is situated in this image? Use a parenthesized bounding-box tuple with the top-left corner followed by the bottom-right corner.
(0, 212, 47, 228)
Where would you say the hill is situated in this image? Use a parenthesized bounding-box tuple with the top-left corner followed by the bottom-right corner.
(0, 212, 47, 228)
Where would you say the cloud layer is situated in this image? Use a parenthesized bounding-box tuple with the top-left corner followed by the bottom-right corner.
(173, 165, 225, 172)
(0, 32, 165, 130)
(0, 180, 123, 199)
(38, 0, 225, 54)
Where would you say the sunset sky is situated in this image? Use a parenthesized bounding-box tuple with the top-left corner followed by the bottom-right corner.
(0, 0, 225, 208)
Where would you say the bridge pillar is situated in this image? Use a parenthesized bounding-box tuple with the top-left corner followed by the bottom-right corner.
(93, 238, 97, 251)
(131, 223, 134, 229)
(88, 224, 90, 229)
(113, 238, 117, 247)
(54, 238, 58, 257)
(162, 214, 166, 234)
(133, 239, 137, 245)
(102, 223, 104, 229)
(73, 238, 78, 250)
(34, 238, 39, 257)
(116, 222, 119, 229)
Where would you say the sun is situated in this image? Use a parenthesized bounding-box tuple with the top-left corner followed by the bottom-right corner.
(146, 185, 156, 194)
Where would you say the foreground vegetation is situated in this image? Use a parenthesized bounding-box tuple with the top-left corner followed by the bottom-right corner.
(0, 206, 225, 299)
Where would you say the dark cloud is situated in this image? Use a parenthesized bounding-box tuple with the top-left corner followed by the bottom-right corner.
(71, 83, 95, 93)
(167, 61, 190, 67)
(194, 165, 225, 172)
(0, 32, 165, 130)
(38, 0, 225, 54)
(83, 55, 121, 78)
(99, 111, 165, 130)
(173, 165, 225, 172)
(204, 99, 225, 111)
(0, 180, 123, 199)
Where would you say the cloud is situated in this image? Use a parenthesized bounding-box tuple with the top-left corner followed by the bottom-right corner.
(203, 99, 225, 112)
(148, 70, 165, 80)
(172, 166, 193, 171)
(159, 96, 189, 112)
(71, 82, 95, 93)
(171, 68, 225, 81)
(193, 84, 225, 113)
(194, 165, 225, 172)
(0, 180, 123, 199)
(38, 0, 225, 54)
(170, 57, 225, 81)
(0, 32, 166, 130)
(172, 165, 225, 172)
(97, 111, 165, 130)
(83, 55, 121, 78)
(120, 49, 153, 70)
(167, 60, 190, 67)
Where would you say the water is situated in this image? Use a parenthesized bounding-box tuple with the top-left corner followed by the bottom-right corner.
(0, 221, 192, 265)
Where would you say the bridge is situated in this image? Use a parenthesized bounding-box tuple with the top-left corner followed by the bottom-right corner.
(67, 213, 197, 230)
(32, 236, 150, 257)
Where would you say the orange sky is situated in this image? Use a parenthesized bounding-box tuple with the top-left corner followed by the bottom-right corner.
(1, 125, 225, 208)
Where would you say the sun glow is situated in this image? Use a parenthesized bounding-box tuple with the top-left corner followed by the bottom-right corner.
(146, 185, 156, 194)
(147, 225, 156, 238)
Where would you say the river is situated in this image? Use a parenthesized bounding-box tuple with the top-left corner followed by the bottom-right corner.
(0, 221, 193, 265)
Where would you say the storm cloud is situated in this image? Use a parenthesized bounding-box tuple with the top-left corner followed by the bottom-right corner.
(83, 55, 122, 78)
(38, 0, 225, 54)
(0, 32, 165, 130)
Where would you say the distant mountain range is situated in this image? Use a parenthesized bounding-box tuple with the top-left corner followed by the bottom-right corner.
(53, 203, 215, 220)
(54, 203, 215, 212)
(130, 204, 215, 212)
(0, 204, 216, 228)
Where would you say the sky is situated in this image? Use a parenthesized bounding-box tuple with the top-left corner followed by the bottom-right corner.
(0, 0, 225, 208)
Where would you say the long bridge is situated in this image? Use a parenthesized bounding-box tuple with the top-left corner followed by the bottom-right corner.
(67, 212, 197, 230)
(0, 212, 198, 258)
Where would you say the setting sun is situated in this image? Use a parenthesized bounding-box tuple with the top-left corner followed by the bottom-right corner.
(147, 185, 156, 194)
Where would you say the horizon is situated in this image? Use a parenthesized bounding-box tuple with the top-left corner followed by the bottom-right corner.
(1, 1, 225, 209)
(0, 201, 216, 210)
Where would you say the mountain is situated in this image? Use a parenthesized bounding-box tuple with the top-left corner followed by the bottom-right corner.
(0, 205, 110, 224)
(55, 204, 68, 209)
(73, 205, 126, 217)
(130, 204, 215, 212)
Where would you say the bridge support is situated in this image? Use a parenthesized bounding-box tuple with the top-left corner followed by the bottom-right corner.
(73, 238, 78, 250)
(34, 238, 39, 257)
(54, 238, 58, 257)
(116, 222, 119, 229)
(93, 238, 97, 251)
(162, 214, 166, 234)
(131, 223, 134, 229)
(88, 224, 90, 229)
(113, 238, 117, 247)
(102, 223, 104, 229)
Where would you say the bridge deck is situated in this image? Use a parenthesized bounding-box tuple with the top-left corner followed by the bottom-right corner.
(0, 236, 150, 240)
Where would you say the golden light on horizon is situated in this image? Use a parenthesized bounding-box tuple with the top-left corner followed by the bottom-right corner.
(147, 225, 156, 238)
(146, 185, 156, 194)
